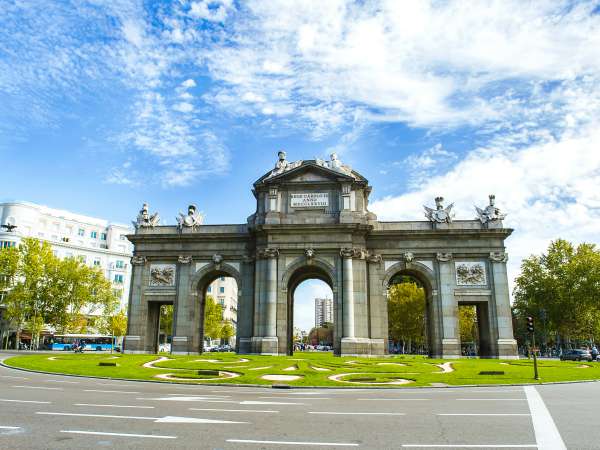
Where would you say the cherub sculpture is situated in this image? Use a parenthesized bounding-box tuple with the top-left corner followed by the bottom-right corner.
(424, 197, 454, 223)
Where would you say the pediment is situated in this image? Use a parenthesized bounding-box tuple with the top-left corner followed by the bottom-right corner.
(256, 161, 361, 186)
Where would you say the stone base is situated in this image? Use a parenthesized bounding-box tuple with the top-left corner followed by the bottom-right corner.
(340, 337, 384, 356)
(123, 335, 144, 353)
(171, 336, 194, 354)
(497, 339, 519, 359)
(250, 336, 280, 355)
(238, 337, 252, 354)
(441, 338, 461, 359)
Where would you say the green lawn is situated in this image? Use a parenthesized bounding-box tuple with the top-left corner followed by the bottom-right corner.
(5, 352, 600, 388)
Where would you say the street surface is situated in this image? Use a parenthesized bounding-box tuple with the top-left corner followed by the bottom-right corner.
(1, 352, 599, 449)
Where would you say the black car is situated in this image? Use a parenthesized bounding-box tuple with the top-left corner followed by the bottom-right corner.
(560, 349, 593, 362)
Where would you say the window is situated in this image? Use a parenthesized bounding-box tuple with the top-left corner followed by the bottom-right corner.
(51, 235, 58, 241)
(78, 255, 86, 264)
(115, 260, 124, 269)
(66, 226, 73, 235)
(53, 223, 60, 231)
(207, 286, 212, 293)
(219, 286, 225, 294)
(66, 252, 73, 258)
(93, 258, 101, 267)
(61, 237, 69, 242)
(114, 274, 124, 284)
(220, 276, 225, 281)
(118, 245, 126, 252)
(219, 298, 225, 306)
(78, 228, 85, 236)
(119, 234, 126, 240)
(1, 241, 16, 248)
(90, 231, 97, 239)
(100, 233, 107, 241)
(53, 250, 58, 257)
(37, 232, 44, 238)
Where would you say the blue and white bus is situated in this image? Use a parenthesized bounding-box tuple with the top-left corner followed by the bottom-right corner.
(50, 334, 116, 351)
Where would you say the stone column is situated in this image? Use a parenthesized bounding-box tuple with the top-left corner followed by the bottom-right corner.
(490, 252, 518, 359)
(341, 248, 355, 338)
(258, 248, 279, 354)
(124, 255, 147, 354)
(172, 255, 195, 355)
(436, 252, 460, 358)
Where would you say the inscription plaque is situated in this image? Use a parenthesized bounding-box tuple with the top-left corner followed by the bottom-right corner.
(290, 192, 329, 208)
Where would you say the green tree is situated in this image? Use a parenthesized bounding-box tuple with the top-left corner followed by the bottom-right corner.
(513, 239, 600, 347)
(220, 320, 235, 342)
(308, 322, 334, 345)
(388, 282, 426, 353)
(203, 295, 224, 340)
(159, 304, 173, 337)
(459, 305, 477, 345)
(3, 239, 56, 349)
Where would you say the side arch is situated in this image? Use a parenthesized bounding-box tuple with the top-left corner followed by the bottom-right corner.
(382, 261, 438, 357)
(185, 262, 243, 353)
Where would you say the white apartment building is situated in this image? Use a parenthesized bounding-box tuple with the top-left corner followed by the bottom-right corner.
(314, 297, 333, 328)
(206, 276, 238, 345)
(0, 201, 133, 312)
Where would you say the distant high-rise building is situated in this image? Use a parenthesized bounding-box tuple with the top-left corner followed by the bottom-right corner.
(314, 297, 333, 328)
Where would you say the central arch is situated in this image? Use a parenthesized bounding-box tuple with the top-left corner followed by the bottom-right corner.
(281, 258, 338, 356)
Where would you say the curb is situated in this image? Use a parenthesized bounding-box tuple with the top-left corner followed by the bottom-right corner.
(1, 357, 599, 390)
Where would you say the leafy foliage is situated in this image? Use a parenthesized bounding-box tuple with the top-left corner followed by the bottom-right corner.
(513, 239, 600, 346)
(388, 281, 426, 350)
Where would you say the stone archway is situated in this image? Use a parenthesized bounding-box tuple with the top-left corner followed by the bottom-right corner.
(185, 263, 242, 354)
(382, 262, 439, 357)
(280, 258, 337, 355)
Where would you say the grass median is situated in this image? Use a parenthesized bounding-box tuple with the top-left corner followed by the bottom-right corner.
(5, 352, 600, 387)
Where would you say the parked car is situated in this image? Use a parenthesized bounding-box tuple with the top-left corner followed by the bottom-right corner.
(560, 349, 593, 362)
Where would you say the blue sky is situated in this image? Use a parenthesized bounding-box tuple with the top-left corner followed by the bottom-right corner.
(2, 1, 600, 331)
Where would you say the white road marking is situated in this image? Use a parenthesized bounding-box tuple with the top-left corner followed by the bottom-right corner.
(0, 399, 51, 404)
(401, 445, 537, 448)
(84, 389, 140, 394)
(36, 412, 246, 424)
(190, 408, 278, 413)
(167, 393, 230, 398)
(44, 379, 79, 384)
(259, 396, 331, 400)
(358, 398, 430, 401)
(0, 426, 21, 430)
(74, 403, 155, 409)
(524, 385, 566, 450)
(456, 398, 527, 401)
(0, 375, 29, 380)
(309, 412, 406, 416)
(60, 430, 176, 439)
(227, 439, 359, 446)
(437, 414, 530, 416)
(241, 401, 306, 405)
(138, 396, 234, 402)
(11, 385, 63, 391)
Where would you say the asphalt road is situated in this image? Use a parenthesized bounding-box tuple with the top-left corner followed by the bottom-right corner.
(1, 353, 599, 449)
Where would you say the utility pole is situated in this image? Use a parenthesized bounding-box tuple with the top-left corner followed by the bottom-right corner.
(527, 316, 539, 380)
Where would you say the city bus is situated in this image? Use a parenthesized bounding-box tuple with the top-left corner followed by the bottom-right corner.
(50, 334, 116, 351)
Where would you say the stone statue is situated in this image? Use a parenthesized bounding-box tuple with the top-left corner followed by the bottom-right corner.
(133, 203, 160, 229)
(475, 195, 506, 224)
(176, 204, 204, 230)
(424, 197, 454, 223)
(268, 150, 302, 178)
(322, 152, 353, 176)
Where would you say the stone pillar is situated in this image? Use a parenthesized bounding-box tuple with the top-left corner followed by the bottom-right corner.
(341, 248, 355, 338)
(172, 255, 196, 355)
(124, 255, 147, 353)
(490, 252, 518, 359)
(437, 252, 460, 358)
(257, 248, 279, 354)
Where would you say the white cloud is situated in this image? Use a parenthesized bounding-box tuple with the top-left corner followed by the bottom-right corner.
(173, 102, 194, 113)
(181, 79, 197, 88)
(370, 122, 600, 294)
(189, 0, 233, 22)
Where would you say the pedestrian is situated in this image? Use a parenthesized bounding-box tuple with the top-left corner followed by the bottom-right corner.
(592, 345, 599, 361)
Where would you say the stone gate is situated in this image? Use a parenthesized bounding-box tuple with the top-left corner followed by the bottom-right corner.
(124, 152, 518, 358)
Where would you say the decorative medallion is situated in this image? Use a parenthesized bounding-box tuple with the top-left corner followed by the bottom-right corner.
(149, 264, 176, 286)
(455, 261, 487, 286)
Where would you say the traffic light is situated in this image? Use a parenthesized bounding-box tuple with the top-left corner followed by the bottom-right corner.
(526, 316, 534, 333)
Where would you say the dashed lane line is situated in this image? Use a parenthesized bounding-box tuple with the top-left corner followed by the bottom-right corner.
(0, 399, 51, 404)
(524, 386, 566, 450)
(190, 408, 278, 413)
(401, 445, 537, 448)
(11, 385, 62, 391)
(83, 389, 140, 394)
(74, 403, 155, 409)
(309, 412, 406, 416)
(0, 426, 21, 430)
(36, 412, 247, 424)
(60, 430, 176, 439)
(227, 439, 359, 447)
(437, 413, 530, 416)
(456, 398, 527, 401)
